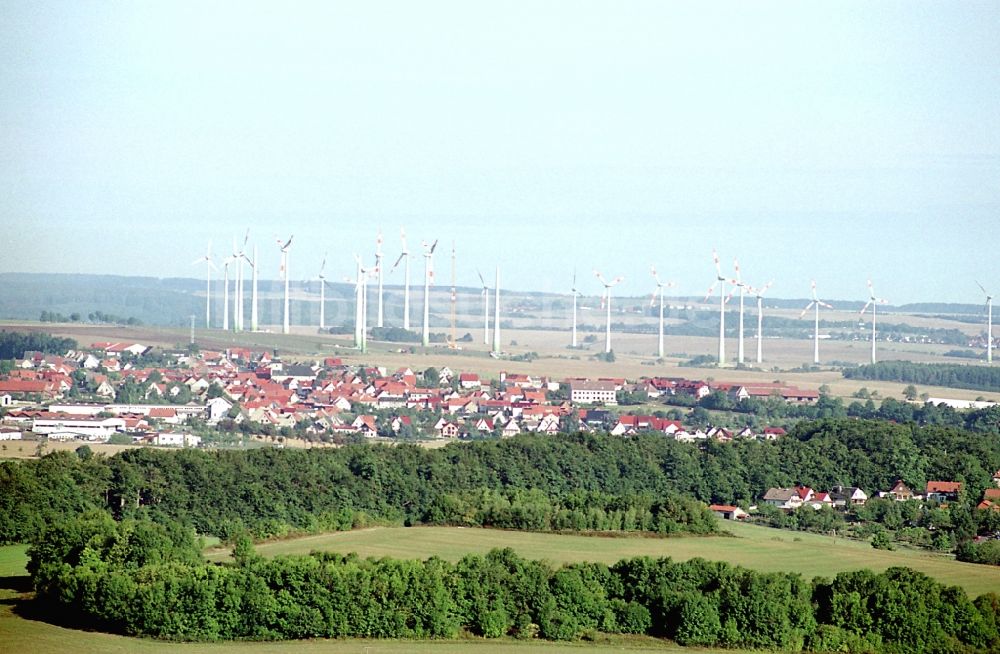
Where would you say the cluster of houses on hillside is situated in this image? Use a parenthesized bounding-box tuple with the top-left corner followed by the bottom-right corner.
(0, 343, 815, 445)
(711, 475, 1000, 522)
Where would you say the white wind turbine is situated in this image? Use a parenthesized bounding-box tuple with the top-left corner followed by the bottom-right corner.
(650, 265, 676, 359)
(317, 253, 328, 330)
(390, 228, 412, 331)
(221, 252, 235, 331)
(977, 281, 993, 364)
(594, 270, 624, 354)
(492, 265, 501, 355)
(799, 281, 832, 365)
(729, 259, 749, 364)
(276, 235, 293, 334)
(703, 250, 729, 365)
(749, 281, 773, 364)
(349, 255, 378, 353)
(191, 242, 216, 329)
(570, 271, 582, 348)
(235, 229, 249, 331)
(860, 280, 889, 364)
(476, 270, 490, 345)
(346, 258, 363, 348)
(245, 243, 259, 332)
(229, 238, 241, 332)
(375, 230, 385, 328)
(421, 239, 438, 347)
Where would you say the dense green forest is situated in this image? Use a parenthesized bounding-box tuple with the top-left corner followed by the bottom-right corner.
(28, 513, 1000, 651)
(2, 419, 999, 545)
(844, 361, 1000, 393)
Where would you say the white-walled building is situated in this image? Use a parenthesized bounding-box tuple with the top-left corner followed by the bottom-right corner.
(569, 381, 617, 405)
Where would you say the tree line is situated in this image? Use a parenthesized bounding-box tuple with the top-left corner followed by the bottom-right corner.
(2, 419, 999, 547)
(0, 330, 77, 360)
(28, 512, 1000, 651)
(844, 361, 1000, 393)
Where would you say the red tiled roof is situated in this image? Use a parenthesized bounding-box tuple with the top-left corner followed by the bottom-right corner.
(926, 481, 962, 494)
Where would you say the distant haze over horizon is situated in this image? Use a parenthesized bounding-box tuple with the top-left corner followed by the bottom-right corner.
(2, 2, 998, 305)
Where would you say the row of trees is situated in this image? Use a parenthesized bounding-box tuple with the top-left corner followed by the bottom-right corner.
(844, 361, 1000, 393)
(669, 387, 1000, 431)
(38, 310, 142, 325)
(0, 330, 77, 360)
(29, 513, 1000, 651)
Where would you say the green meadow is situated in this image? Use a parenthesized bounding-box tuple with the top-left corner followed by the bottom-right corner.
(205, 521, 1000, 597)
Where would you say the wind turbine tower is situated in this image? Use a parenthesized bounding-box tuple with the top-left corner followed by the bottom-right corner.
(421, 239, 437, 347)
(349, 258, 363, 348)
(250, 244, 259, 332)
(799, 281, 832, 365)
(221, 253, 233, 331)
(375, 231, 384, 328)
(477, 270, 490, 345)
(703, 250, 729, 365)
(860, 280, 888, 364)
(236, 230, 248, 331)
(317, 254, 328, 330)
(360, 257, 377, 353)
(492, 265, 501, 355)
(191, 242, 216, 329)
(650, 265, 675, 359)
(750, 281, 773, 364)
(978, 282, 993, 364)
(594, 270, 624, 354)
(230, 239, 240, 332)
(391, 228, 411, 331)
(277, 235, 293, 334)
(730, 259, 748, 364)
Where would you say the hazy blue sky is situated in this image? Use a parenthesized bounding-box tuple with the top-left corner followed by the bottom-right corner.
(2, 1, 998, 304)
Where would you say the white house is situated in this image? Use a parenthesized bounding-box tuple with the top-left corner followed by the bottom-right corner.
(154, 432, 201, 448)
(206, 397, 234, 422)
(569, 381, 617, 405)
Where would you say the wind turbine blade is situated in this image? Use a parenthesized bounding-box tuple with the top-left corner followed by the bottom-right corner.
(191, 257, 205, 266)
(819, 301, 833, 309)
(976, 280, 988, 296)
(610, 276, 624, 286)
(702, 283, 718, 303)
(712, 250, 722, 278)
(650, 291, 658, 307)
(477, 270, 486, 287)
(859, 301, 872, 316)
(391, 253, 406, 271)
(798, 302, 815, 319)
(430, 239, 438, 253)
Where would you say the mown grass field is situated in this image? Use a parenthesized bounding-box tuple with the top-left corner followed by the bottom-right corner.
(205, 522, 1000, 598)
